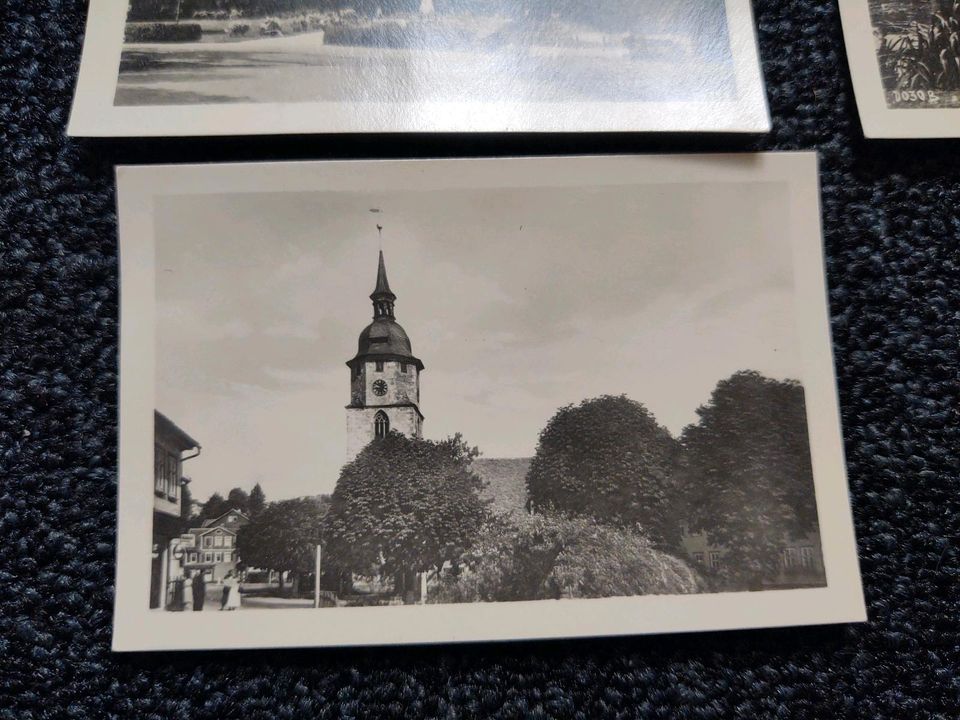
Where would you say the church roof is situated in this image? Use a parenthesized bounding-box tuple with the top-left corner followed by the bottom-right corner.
(348, 250, 423, 370)
(371, 250, 395, 300)
(474, 458, 531, 518)
(351, 319, 423, 369)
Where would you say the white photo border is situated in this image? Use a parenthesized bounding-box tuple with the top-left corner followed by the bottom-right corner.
(115, 153, 865, 652)
(840, 0, 960, 138)
(69, 0, 770, 136)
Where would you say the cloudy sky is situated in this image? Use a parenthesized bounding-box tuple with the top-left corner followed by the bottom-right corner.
(155, 179, 801, 501)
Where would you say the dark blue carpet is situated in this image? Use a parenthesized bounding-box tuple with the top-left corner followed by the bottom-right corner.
(1, 1, 958, 718)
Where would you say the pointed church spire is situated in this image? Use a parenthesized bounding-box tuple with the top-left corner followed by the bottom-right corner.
(370, 250, 396, 319)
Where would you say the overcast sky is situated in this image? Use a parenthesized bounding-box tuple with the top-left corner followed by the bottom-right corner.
(155, 180, 801, 501)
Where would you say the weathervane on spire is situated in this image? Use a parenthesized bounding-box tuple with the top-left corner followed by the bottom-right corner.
(371, 207, 383, 250)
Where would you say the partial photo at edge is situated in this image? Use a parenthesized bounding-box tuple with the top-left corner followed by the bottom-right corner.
(3, 0, 957, 717)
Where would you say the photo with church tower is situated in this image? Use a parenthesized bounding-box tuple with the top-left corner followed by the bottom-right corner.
(145, 160, 829, 616)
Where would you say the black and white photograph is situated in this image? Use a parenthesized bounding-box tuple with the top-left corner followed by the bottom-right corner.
(840, 0, 960, 136)
(68, 0, 770, 135)
(115, 154, 864, 651)
(868, 0, 960, 109)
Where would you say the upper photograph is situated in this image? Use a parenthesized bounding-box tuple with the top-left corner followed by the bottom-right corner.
(68, 0, 770, 135)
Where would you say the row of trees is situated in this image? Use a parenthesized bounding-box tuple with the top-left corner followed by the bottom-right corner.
(183, 483, 267, 525)
(525, 372, 818, 589)
(230, 370, 818, 600)
(195, 483, 267, 521)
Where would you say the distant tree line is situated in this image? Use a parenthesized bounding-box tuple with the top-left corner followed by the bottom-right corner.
(187, 481, 267, 525)
(523, 372, 819, 590)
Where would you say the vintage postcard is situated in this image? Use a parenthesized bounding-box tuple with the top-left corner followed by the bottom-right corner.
(69, 0, 770, 136)
(840, 0, 960, 137)
(116, 153, 865, 651)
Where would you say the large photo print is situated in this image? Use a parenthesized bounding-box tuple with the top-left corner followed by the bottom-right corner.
(116, 155, 865, 650)
(69, 0, 770, 134)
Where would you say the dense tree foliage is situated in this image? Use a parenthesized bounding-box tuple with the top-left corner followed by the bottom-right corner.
(199, 491, 230, 521)
(433, 514, 702, 603)
(179, 482, 195, 526)
(236, 497, 328, 589)
(248, 483, 267, 517)
(196, 485, 265, 522)
(676, 371, 818, 588)
(525, 395, 679, 543)
(324, 433, 489, 581)
(226, 487, 250, 514)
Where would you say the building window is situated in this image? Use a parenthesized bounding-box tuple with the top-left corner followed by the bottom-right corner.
(783, 547, 799, 568)
(204, 537, 213, 548)
(401, 363, 408, 373)
(223, 551, 232, 563)
(215, 552, 223, 563)
(375, 361, 384, 372)
(214, 535, 224, 548)
(154, 446, 165, 495)
(799, 546, 815, 569)
(224, 536, 232, 548)
(204, 552, 213, 563)
(709, 551, 722, 568)
(692, 552, 704, 565)
(153, 444, 180, 500)
(374, 411, 389, 439)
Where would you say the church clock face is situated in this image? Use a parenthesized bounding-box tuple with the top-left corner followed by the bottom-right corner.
(372, 379, 388, 397)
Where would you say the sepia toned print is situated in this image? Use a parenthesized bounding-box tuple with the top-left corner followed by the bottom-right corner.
(869, 0, 960, 109)
(115, 155, 865, 650)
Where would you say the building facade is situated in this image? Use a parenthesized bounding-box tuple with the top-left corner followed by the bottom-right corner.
(151, 411, 201, 609)
(345, 251, 425, 461)
(679, 523, 825, 588)
(178, 508, 250, 583)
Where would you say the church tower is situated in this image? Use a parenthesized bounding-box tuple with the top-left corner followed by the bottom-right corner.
(345, 251, 424, 461)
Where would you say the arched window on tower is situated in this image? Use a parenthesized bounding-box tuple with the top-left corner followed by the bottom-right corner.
(374, 411, 389, 440)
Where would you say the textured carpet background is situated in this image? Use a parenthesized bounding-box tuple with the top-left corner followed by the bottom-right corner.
(1, 1, 958, 718)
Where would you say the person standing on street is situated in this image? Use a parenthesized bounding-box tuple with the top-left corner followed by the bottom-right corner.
(191, 570, 206, 611)
(220, 572, 232, 610)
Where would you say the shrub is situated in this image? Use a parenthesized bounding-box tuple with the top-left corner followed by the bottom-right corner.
(432, 514, 703, 604)
(124, 22, 203, 43)
(227, 22, 251, 37)
(259, 18, 283, 36)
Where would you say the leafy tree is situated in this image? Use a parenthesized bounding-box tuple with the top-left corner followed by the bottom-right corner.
(236, 496, 328, 593)
(248, 483, 267, 517)
(525, 395, 679, 543)
(324, 433, 489, 588)
(433, 514, 703, 603)
(676, 371, 818, 589)
(200, 492, 230, 521)
(227, 487, 250, 515)
(180, 482, 195, 527)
